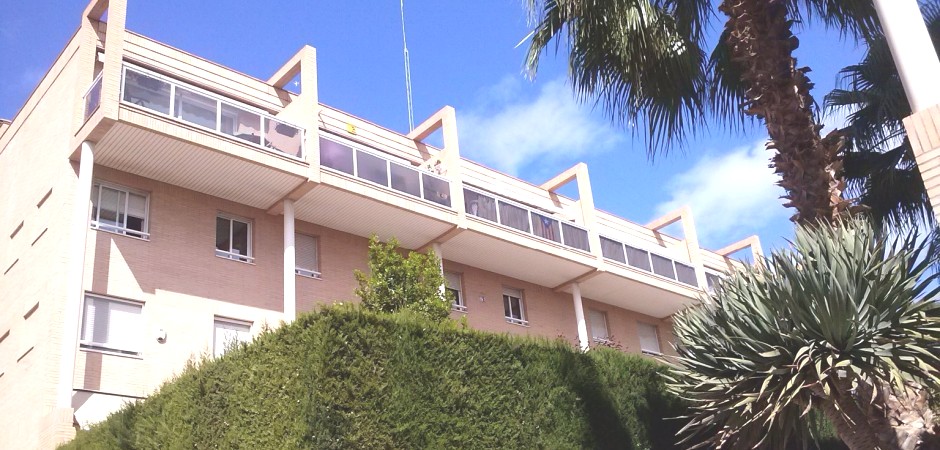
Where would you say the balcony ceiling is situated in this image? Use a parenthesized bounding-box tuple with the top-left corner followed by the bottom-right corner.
(94, 122, 305, 209)
(568, 272, 700, 318)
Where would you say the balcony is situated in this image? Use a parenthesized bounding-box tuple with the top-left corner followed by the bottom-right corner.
(121, 65, 304, 160)
(599, 235, 698, 287)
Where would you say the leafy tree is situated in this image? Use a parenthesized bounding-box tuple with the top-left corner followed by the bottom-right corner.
(670, 218, 940, 449)
(523, 0, 880, 224)
(355, 235, 450, 321)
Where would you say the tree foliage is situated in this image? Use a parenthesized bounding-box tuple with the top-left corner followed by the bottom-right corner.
(670, 218, 940, 449)
(354, 235, 450, 321)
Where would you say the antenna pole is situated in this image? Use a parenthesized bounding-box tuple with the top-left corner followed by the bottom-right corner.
(400, 0, 415, 131)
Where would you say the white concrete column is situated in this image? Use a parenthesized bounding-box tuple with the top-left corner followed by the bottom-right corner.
(571, 283, 589, 351)
(874, 0, 940, 112)
(283, 199, 296, 322)
(431, 242, 445, 297)
(57, 141, 95, 408)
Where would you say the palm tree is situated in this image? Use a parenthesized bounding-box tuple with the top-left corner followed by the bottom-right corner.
(524, 0, 879, 225)
(670, 219, 940, 449)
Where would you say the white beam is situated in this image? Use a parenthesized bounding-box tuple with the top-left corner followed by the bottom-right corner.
(874, 0, 940, 112)
(572, 283, 589, 351)
(283, 199, 296, 322)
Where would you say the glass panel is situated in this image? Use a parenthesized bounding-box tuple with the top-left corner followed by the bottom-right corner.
(356, 151, 389, 186)
(510, 296, 523, 320)
(84, 75, 102, 121)
(123, 70, 171, 114)
(264, 118, 303, 158)
(421, 174, 451, 207)
(231, 220, 250, 257)
(126, 193, 147, 233)
(706, 273, 722, 291)
(589, 310, 608, 340)
(498, 202, 530, 233)
(651, 254, 676, 279)
(637, 323, 661, 354)
(625, 246, 652, 271)
(675, 263, 698, 286)
(319, 138, 354, 175)
(561, 223, 590, 251)
(97, 187, 126, 230)
(389, 163, 420, 197)
(174, 87, 218, 130)
(503, 295, 512, 318)
(463, 189, 498, 222)
(215, 217, 230, 252)
(220, 103, 262, 145)
(531, 212, 561, 243)
(601, 237, 626, 263)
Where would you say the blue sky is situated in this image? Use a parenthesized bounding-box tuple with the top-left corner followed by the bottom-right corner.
(0, 1, 867, 255)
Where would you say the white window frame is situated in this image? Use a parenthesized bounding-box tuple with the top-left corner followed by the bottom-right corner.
(588, 309, 611, 344)
(79, 294, 144, 357)
(637, 322, 663, 356)
(90, 181, 151, 240)
(445, 272, 465, 312)
(502, 287, 527, 326)
(215, 213, 253, 263)
(295, 233, 321, 279)
(213, 317, 252, 358)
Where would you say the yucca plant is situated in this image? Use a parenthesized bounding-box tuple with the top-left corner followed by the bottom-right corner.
(670, 218, 940, 449)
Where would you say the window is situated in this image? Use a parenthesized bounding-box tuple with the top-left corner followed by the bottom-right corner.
(502, 288, 527, 325)
(216, 214, 252, 262)
(637, 322, 662, 355)
(80, 295, 143, 356)
(213, 318, 251, 357)
(91, 182, 149, 239)
(705, 271, 723, 292)
(600, 237, 626, 263)
(445, 272, 464, 311)
(295, 233, 320, 278)
(588, 310, 610, 342)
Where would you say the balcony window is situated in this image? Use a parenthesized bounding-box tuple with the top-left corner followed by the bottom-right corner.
(503, 288, 527, 326)
(675, 263, 698, 286)
(421, 174, 451, 207)
(80, 295, 143, 356)
(625, 245, 653, 272)
(216, 214, 252, 262)
(445, 272, 465, 312)
(295, 233, 320, 278)
(123, 70, 171, 114)
(650, 254, 677, 279)
(356, 151, 389, 185)
(498, 202, 530, 233)
(264, 119, 303, 158)
(174, 87, 218, 130)
(213, 318, 251, 357)
(531, 212, 561, 243)
(91, 182, 149, 239)
(220, 103, 262, 145)
(600, 237, 626, 263)
(464, 189, 498, 222)
(561, 223, 590, 252)
(319, 137, 354, 174)
(390, 163, 421, 197)
(588, 309, 610, 342)
(637, 322, 662, 355)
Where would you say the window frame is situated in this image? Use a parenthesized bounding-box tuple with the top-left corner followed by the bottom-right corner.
(90, 180, 151, 240)
(637, 322, 663, 356)
(79, 293, 144, 357)
(445, 272, 465, 312)
(588, 309, 611, 344)
(502, 287, 527, 326)
(295, 233, 321, 279)
(212, 317, 252, 358)
(215, 213, 254, 263)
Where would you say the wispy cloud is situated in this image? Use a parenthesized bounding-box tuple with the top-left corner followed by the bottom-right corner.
(457, 77, 624, 175)
(654, 141, 791, 248)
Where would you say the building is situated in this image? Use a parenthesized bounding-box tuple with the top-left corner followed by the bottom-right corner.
(0, 0, 763, 448)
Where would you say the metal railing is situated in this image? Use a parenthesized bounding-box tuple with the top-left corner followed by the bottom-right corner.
(463, 186, 591, 252)
(319, 136, 452, 208)
(120, 64, 305, 160)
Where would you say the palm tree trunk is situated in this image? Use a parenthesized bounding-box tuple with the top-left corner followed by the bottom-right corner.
(719, 0, 849, 225)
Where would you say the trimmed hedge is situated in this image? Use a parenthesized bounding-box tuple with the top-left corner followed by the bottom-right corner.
(61, 306, 846, 449)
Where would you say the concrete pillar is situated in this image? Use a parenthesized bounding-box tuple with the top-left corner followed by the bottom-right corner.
(431, 242, 445, 298)
(873, 0, 940, 113)
(572, 283, 589, 351)
(283, 199, 296, 322)
(58, 141, 94, 408)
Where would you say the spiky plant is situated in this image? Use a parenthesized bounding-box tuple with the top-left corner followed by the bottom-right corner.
(670, 218, 940, 449)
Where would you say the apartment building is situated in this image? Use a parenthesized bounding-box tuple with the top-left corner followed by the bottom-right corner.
(0, 0, 764, 448)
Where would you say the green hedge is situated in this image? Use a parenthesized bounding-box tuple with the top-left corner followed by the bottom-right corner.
(62, 307, 845, 449)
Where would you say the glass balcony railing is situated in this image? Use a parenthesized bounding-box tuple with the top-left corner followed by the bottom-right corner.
(83, 73, 103, 122)
(599, 236, 699, 287)
(319, 136, 452, 208)
(120, 65, 304, 159)
(463, 186, 591, 252)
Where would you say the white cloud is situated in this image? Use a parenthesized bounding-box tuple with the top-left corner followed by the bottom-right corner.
(654, 141, 790, 248)
(457, 77, 624, 175)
